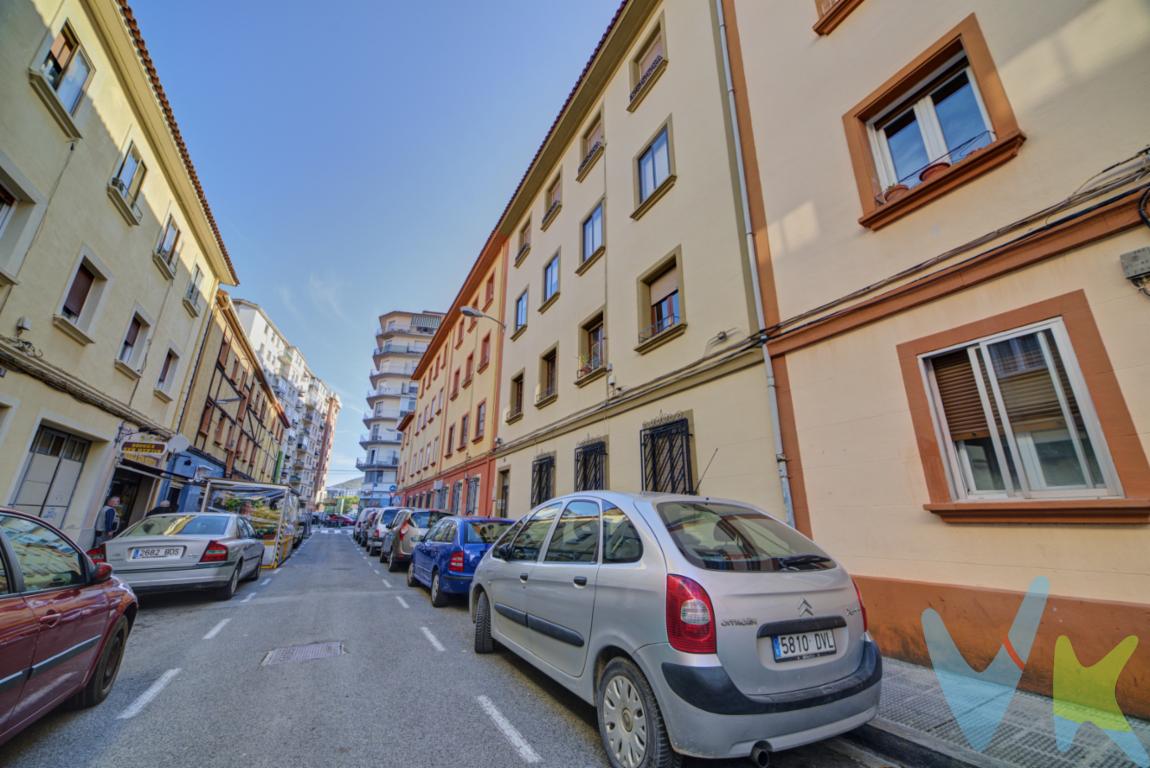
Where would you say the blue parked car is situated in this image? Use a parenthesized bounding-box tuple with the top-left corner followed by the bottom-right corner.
(408, 516, 513, 606)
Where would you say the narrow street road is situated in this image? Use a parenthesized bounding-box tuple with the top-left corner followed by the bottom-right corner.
(0, 531, 895, 768)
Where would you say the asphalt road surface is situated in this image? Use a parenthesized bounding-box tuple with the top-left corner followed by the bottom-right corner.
(0, 529, 898, 768)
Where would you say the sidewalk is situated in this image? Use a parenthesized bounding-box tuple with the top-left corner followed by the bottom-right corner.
(848, 657, 1150, 768)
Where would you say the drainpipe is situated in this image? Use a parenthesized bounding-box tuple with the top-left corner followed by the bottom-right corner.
(715, 0, 795, 527)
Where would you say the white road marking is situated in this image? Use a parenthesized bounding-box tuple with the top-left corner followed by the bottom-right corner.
(420, 626, 446, 652)
(270, 569, 280, 575)
(381, 578, 392, 588)
(395, 595, 409, 609)
(118, 669, 181, 719)
(202, 618, 231, 640)
(477, 695, 541, 763)
(373, 569, 380, 575)
(240, 593, 255, 604)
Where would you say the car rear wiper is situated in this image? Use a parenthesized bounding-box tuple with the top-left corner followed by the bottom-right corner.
(775, 554, 833, 570)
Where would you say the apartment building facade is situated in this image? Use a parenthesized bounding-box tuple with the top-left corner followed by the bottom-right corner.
(397, 244, 507, 516)
(160, 291, 288, 512)
(360, 310, 441, 508)
(728, 0, 1150, 714)
(233, 298, 340, 511)
(0, 0, 237, 543)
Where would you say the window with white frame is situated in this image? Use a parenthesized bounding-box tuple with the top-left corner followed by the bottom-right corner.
(638, 128, 671, 203)
(111, 143, 147, 205)
(582, 202, 603, 263)
(0, 184, 15, 240)
(514, 289, 528, 332)
(118, 313, 149, 368)
(41, 24, 92, 115)
(922, 319, 1118, 500)
(157, 350, 179, 391)
(543, 254, 559, 302)
(155, 216, 181, 266)
(186, 265, 204, 307)
(60, 259, 104, 327)
(869, 55, 993, 190)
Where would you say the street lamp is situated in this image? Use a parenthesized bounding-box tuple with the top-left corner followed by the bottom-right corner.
(460, 305, 505, 329)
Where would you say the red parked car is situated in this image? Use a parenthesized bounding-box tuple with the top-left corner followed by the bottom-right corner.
(0, 508, 137, 745)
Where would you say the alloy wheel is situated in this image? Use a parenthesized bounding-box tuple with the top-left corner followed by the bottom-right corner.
(602, 674, 648, 768)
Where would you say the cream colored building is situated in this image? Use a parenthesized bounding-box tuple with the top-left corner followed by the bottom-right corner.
(728, 0, 1150, 715)
(485, 0, 785, 521)
(0, 0, 237, 542)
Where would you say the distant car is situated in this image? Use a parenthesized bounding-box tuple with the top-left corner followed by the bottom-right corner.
(408, 516, 512, 606)
(293, 516, 310, 547)
(90, 513, 263, 600)
(0, 508, 138, 746)
(355, 509, 379, 546)
(382, 509, 449, 572)
(366, 508, 404, 556)
(470, 492, 880, 767)
(326, 513, 354, 528)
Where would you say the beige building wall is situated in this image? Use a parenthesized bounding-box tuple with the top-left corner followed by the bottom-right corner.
(0, 0, 236, 541)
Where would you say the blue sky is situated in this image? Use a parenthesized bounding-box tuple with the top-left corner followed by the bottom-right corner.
(132, 0, 622, 485)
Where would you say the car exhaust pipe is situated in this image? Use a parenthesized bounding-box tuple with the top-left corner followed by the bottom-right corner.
(749, 742, 771, 767)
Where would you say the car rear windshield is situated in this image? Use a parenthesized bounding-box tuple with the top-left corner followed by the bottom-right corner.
(122, 515, 231, 538)
(465, 521, 510, 544)
(380, 510, 400, 527)
(655, 502, 833, 572)
(410, 511, 446, 528)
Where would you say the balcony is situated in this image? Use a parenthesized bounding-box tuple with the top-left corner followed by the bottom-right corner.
(379, 319, 441, 339)
(360, 432, 401, 447)
(357, 454, 400, 470)
(373, 342, 428, 357)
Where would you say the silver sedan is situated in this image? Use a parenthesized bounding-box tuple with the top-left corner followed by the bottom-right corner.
(94, 513, 263, 600)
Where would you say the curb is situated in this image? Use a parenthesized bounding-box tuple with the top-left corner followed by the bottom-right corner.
(845, 718, 1017, 768)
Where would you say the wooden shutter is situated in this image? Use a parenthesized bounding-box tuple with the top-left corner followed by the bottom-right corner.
(124, 316, 142, 347)
(63, 264, 95, 318)
(49, 29, 76, 70)
(931, 350, 990, 441)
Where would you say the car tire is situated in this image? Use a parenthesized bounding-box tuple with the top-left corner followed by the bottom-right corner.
(387, 543, 404, 572)
(216, 564, 241, 601)
(597, 657, 681, 768)
(378, 545, 389, 564)
(243, 558, 261, 582)
(406, 559, 419, 588)
(474, 591, 496, 654)
(73, 615, 129, 709)
(430, 570, 448, 607)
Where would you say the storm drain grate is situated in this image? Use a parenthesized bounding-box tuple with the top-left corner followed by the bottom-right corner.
(261, 641, 345, 666)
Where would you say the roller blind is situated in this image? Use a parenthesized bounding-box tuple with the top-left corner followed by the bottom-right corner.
(931, 350, 989, 441)
(649, 265, 679, 305)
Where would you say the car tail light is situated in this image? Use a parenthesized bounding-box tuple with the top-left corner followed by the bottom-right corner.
(200, 540, 229, 563)
(397, 522, 409, 541)
(449, 550, 465, 573)
(852, 578, 868, 632)
(87, 545, 106, 564)
(666, 574, 716, 654)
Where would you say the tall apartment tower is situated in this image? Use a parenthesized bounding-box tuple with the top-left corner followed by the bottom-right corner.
(232, 298, 340, 511)
(360, 310, 442, 508)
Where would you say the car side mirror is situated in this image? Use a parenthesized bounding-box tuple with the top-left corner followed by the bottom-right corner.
(91, 562, 114, 584)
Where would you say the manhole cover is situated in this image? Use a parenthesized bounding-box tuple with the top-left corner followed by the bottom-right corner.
(262, 641, 345, 666)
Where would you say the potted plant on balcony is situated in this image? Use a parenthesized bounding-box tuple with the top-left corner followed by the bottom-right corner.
(883, 183, 910, 203)
(919, 159, 951, 183)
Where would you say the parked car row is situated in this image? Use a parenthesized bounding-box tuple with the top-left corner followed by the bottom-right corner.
(357, 492, 881, 768)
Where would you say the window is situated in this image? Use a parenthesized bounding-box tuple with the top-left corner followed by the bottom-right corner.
(112, 143, 147, 205)
(579, 115, 605, 178)
(157, 350, 179, 391)
(642, 261, 681, 342)
(0, 184, 16, 241)
(452, 369, 460, 397)
(470, 296, 479, 329)
(480, 333, 491, 369)
(538, 349, 557, 403)
(495, 469, 511, 516)
(40, 24, 92, 115)
(514, 290, 528, 333)
(485, 274, 495, 308)
(456, 322, 464, 347)
(118, 314, 147, 367)
(508, 505, 559, 561)
(575, 441, 607, 491)
(602, 505, 643, 563)
(61, 262, 96, 322)
(475, 401, 486, 440)
(0, 516, 85, 591)
(186, 265, 204, 309)
(156, 216, 181, 266)
(630, 24, 666, 106)
(446, 425, 455, 455)
(543, 176, 562, 225)
(517, 219, 532, 262)
(464, 353, 474, 384)
(543, 254, 559, 304)
(844, 16, 1023, 229)
(530, 457, 556, 507)
(451, 481, 462, 514)
(638, 128, 671, 204)
(641, 417, 692, 493)
(870, 60, 992, 191)
(545, 500, 599, 563)
(459, 415, 469, 448)
(580, 314, 605, 378)
(11, 426, 90, 521)
(509, 373, 525, 419)
(465, 477, 479, 515)
(922, 320, 1117, 500)
(813, 0, 866, 35)
(581, 202, 604, 265)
